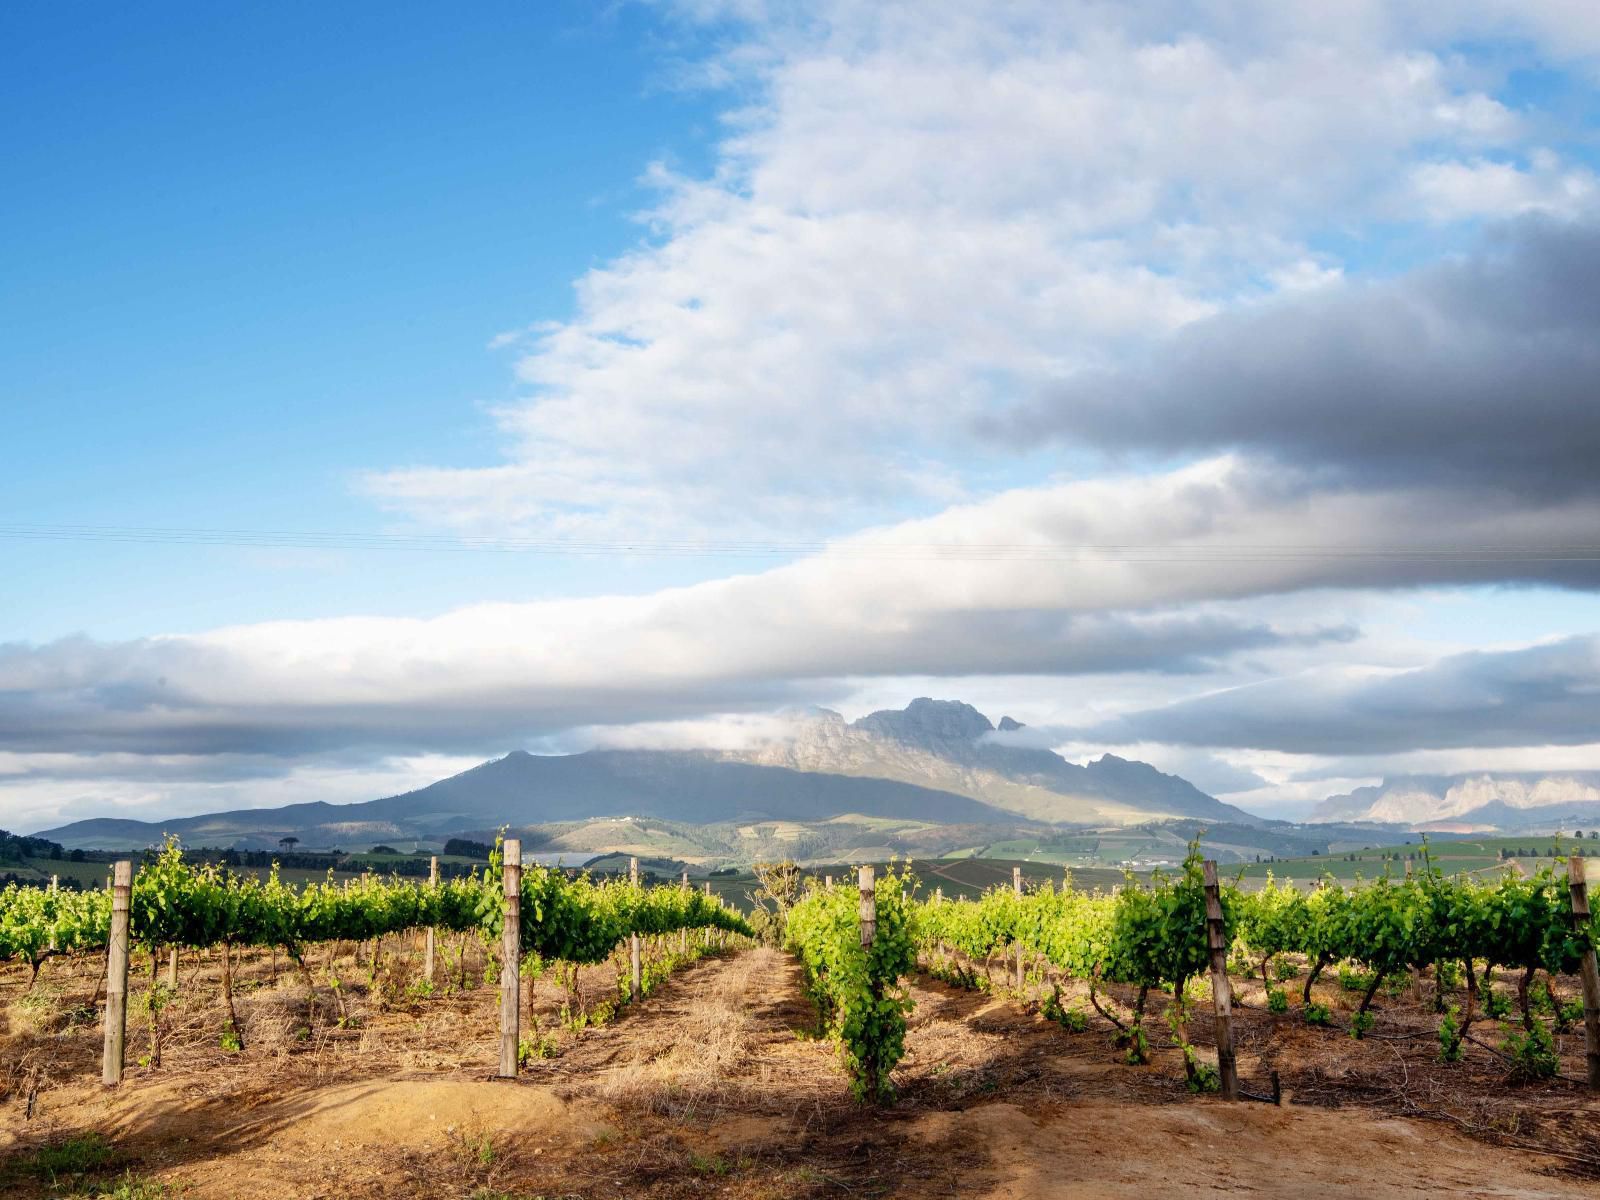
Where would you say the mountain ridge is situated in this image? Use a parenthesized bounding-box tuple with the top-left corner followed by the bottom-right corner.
(35, 697, 1261, 849)
(1312, 771, 1600, 830)
(732, 698, 1261, 826)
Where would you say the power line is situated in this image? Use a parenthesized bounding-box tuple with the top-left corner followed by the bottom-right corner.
(4, 522, 1600, 563)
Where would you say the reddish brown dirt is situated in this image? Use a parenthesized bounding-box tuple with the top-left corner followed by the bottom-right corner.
(2, 941, 1599, 1198)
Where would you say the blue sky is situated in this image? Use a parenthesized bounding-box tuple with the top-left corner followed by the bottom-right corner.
(3, 1, 734, 638)
(5, 1, 1600, 831)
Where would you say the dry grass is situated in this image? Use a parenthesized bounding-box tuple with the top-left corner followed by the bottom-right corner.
(590, 947, 764, 1119)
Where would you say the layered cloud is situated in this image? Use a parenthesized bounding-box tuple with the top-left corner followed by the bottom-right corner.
(8, 456, 1600, 767)
(361, 0, 1597, 537)
(1079, 635, 1600, 756)
(1000, 216, 1600, 497)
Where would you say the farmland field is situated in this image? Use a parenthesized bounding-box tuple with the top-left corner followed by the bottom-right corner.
(1233, 835, 1600, 887)
(4, 849, 1600, 1198)
(4, 937, 1599, 1197)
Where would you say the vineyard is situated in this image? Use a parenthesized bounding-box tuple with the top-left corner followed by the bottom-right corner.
(3, 842, 1600, 1197)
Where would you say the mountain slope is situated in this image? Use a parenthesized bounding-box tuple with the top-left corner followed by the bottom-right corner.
(734, 698, 1261, 826)
(36, 751, 1020, 849)
(36, 698, 1257, 849)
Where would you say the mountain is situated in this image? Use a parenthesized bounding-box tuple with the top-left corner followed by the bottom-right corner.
(36, 751, 1019, 850)
(731, 698, 1261, 826)
(36, 698, 1257, 851)
(1311, 772, 1600, 831)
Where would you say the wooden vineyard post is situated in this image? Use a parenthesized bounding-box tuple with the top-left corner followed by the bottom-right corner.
(166, 946, 178, 990)
(825, 875, 833, 888)
(629, 858, 642, 1002)
(858, 865, 876, 947)
(680, 871, 690, 953)
(498, 839, 521, 1079)
(1202, 860, 1238, 1101)
(101, 860, 132, 1085)
(1013, 866, 1025, 990)
(423, 855, 439, 984)
(1567, 852, 1600, 1090)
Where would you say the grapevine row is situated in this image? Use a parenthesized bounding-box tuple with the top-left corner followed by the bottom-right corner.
(0, 840, 752, 976)
(785, 867, 917, 1101)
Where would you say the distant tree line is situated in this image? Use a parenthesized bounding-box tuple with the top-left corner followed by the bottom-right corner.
(0, 871, 86, 891)
(139, 846, 481, 881)
(0, 830, 67, 863)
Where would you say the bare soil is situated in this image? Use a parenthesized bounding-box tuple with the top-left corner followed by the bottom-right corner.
(2, 939, 1599, 1198)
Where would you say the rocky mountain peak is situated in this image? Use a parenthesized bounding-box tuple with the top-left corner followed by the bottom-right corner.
(997, 716, 1025, 732)
(852, 697, 995, 746)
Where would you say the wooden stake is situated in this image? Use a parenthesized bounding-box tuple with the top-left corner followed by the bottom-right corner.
(825, 875, 833, 888)
(1013, 866, 1025, 989)
(1567, 852, 1600, 1090)
(498, 839, 521, 1078)
(702, 880, 712, 947)
(630, 857, 642, 1002)
(102, 860, 132, 1086)
(858, 865, 876, 947)
(424, 855, 439, 984)
(1202, 860, 1238, 1101)
(679, 869, 689, 952)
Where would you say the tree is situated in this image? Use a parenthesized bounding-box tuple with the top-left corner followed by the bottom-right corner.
(748, 859, 804, 944)
(278, 836, 299, 852)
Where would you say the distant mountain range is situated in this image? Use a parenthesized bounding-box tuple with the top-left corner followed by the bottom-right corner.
(36, 697, 1258, 850)
(1311, 772, 1600, 832)
(734, 699, 1255, 826)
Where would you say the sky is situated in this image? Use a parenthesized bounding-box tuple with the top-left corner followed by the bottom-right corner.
(5, 0, 1600, 832)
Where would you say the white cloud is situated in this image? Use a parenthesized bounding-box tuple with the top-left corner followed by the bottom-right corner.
(9, 456, 1600, 772)
(360, 0, 1554, 538)
(1411, 155, 1597, 221)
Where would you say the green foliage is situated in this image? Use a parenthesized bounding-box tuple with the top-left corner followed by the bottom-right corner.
(0, 837, 750, 972)
(518, 1032, 559, 1063)
(1040, 983, 1088, 1031)
(786, 866, 918, 1102)
(1266, 986, 1288, 1014)
(1438, 1005, 1463, 1062)
(1304, 1002, 1332, 1026)
(1348, 1010, 1375, 1040)
(1503, 1021, 1559, 1082)
(1180, 1044, 1221, 1093)
(11, 1133, 113, 1182)
(1338, 963, 1376, 993)
(1120, 1023, 1150, 1064)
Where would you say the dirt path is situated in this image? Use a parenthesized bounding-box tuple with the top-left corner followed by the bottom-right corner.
(4, 949, 1599, 1198)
